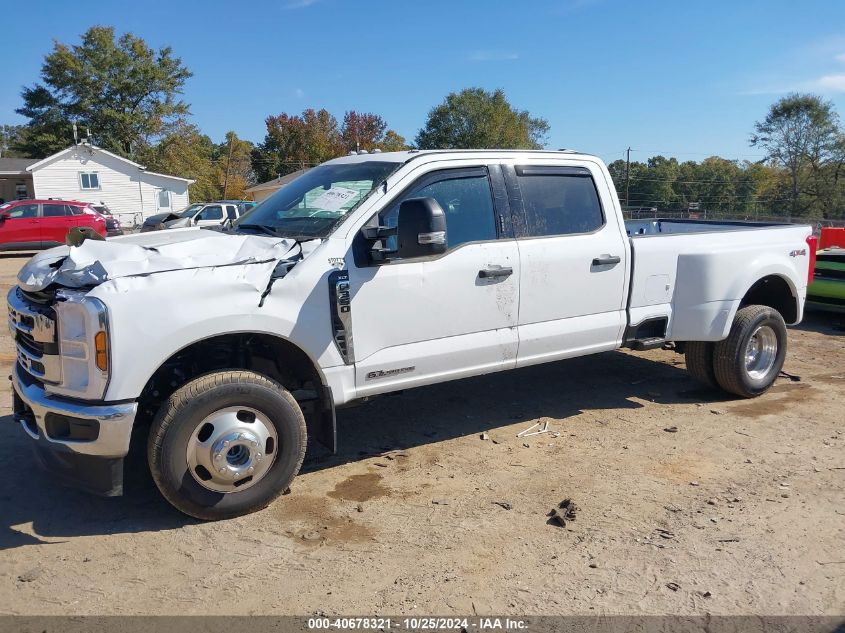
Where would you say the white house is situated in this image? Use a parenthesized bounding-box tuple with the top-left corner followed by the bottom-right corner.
(17, 142, 194, 220)
(244, 168, 311, 202)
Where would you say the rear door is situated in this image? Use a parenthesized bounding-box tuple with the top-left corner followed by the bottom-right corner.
(0, 202, 41, 249)
(41, 203, 78, 246)
(503, 162, 629, 367)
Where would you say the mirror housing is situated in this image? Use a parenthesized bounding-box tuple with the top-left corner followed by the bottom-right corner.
(396, 197, 447, 259)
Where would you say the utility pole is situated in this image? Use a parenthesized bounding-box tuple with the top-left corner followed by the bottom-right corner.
(222, 134, 234, 199)
(625, 147, 631, 209)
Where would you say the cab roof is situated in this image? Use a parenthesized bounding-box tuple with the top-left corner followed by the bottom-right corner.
(326, 148, 596, 165)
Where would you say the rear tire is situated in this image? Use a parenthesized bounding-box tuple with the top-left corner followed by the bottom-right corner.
(147, 370, 307, 520)
(684, 341, 718, 389)
(713, 305, 787, 398)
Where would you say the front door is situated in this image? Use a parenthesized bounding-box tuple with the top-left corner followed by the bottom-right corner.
(349, 165, 520, 397)
(0, 202, 41, 249)
(194, 204, 225, 227)
(503, 163, 629, 367)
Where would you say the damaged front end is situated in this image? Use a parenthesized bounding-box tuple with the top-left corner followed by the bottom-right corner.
(9, 228, 319, 495)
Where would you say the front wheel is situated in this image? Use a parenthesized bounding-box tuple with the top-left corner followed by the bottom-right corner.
(147, 370, 307, 520)
(713, 305, 787, 398)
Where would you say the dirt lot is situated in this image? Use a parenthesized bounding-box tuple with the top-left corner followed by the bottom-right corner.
(0, 251, 842, 616)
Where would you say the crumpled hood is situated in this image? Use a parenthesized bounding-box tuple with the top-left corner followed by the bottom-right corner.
(18, 228, 301, 292)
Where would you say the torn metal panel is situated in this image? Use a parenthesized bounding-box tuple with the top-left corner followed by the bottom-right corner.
(17, 228, 308, 292)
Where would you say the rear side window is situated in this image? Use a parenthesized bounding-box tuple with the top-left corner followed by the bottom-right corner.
(68, 205, 83, 215)
(516, 167, 604, 237)
(42, 203, 68, 217)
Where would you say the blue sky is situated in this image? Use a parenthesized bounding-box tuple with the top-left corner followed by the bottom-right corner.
(2, 0, 845, 165)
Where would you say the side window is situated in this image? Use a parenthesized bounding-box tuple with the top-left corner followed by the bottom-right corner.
(198, 205, 223, 221)
(516, 169, 604, 237)
(381, 170, 497, 253)
(42, 204, 68, 217)
(225, 204, 238, 218)
(80, 172, 100, 190)
(7, 204, 38, 219)
(68, 205, 83, 216)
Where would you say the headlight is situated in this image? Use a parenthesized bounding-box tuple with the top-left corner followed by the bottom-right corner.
(47, 290, 110, 400)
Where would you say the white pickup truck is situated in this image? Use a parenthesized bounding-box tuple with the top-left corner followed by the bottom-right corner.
(8, 150, 816, 519)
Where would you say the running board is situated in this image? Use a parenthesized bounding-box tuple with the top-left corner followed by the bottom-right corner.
(629, 337, 666, 351)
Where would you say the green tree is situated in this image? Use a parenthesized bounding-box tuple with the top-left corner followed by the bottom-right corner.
(16, 26, 191, 157)
(750, 93, 844, 218)
(215, 131, 255, 199)
(137, 122, 217, 202)
(0, 125, 31, 157)
(415, 88, 549, 149)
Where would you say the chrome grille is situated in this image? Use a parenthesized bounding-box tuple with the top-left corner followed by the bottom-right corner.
(7, 287, 61, 384)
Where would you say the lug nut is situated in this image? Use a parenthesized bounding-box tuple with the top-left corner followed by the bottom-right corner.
(215, 453, 222, 461)
(218, 468, 226, 474)
(223, 441, 230, 447)
(251, 441, 258, 447)
(248, 466, 254, 473)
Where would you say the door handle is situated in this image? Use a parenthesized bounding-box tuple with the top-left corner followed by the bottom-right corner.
(592, 254, 621, 266)
(479, 266, 513, 279)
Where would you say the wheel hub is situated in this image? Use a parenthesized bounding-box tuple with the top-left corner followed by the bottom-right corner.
(744, 325, 778, 381)
(186, 407, 277, 493)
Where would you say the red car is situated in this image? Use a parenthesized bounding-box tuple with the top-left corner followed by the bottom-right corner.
(0, 199, 108, 251)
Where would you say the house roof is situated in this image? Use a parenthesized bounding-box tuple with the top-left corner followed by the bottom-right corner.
(26, 143, 145, 171)
(26, 143, 193, 184)
(0, 157, 38, 175)
(245, 168, 311, 193)
(142, 170, 195, 184)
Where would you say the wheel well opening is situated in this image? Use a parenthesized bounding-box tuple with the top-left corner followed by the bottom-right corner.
(740, 275, 797, 323)
(137, 333, 330, 441)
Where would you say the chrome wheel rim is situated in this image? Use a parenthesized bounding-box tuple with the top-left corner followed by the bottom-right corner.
(744, 325, 778, 381)
(186, 406, 278, 493)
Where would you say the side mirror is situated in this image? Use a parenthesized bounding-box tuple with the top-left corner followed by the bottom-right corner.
(0, 212, 8, 224)
(396, 197, 447, 258)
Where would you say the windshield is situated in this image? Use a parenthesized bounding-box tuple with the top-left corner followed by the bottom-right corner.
(235, 160, 400, 239)
(176, 203, 204, 218)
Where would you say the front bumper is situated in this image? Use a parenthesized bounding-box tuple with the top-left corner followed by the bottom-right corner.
(11, 364, 138, 495)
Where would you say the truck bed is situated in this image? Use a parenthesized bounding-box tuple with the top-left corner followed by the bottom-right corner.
(624, 219, 812, 343)
(626, 218, 791, 237)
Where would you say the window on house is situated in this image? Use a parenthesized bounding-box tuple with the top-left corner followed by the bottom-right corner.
(158, 190, 170, 208)
(80, 172, 100, 190)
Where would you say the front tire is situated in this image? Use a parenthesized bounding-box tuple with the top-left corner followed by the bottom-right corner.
(713, 305, 787, 398)
(147, 370, 307, 520)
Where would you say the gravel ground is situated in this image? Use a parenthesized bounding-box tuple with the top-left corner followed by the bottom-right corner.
(0, 251, 842, 616)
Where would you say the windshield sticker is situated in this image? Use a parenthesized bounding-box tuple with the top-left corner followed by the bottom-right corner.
(311, 187, 359, 211)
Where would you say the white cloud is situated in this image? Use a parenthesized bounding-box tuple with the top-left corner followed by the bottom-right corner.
(835, 53, 845, 63)
(467, 50, 520, 62)
(294, 88, 305, 98)
(815, 73, 845, 91)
